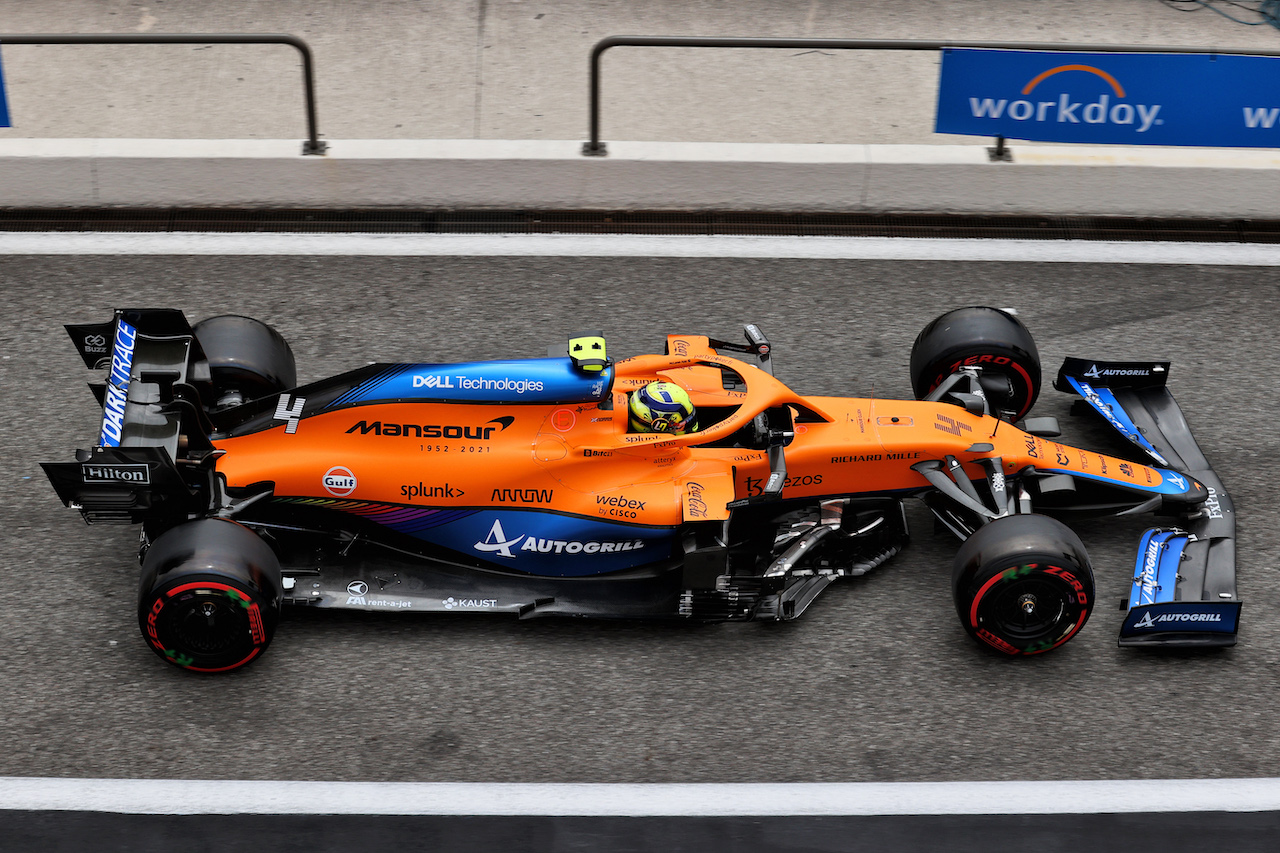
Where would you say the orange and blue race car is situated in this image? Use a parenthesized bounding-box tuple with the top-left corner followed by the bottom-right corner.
(43, 307, 1238, 672)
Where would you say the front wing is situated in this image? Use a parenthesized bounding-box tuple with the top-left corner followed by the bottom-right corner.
(1057, 358, 1238, 647)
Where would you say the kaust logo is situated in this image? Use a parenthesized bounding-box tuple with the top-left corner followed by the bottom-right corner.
(966, 64, 1163, 133)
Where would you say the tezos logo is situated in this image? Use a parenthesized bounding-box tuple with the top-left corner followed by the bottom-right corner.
(323, 466, 357, 497)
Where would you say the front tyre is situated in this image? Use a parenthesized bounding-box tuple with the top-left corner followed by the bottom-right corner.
(137, 519, 281, 672)
(952, 514, 1094, 656)
(910, 306, 1041, 421)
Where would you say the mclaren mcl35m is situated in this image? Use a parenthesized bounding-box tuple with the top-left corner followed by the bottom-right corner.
(43, 307, 1237, 671)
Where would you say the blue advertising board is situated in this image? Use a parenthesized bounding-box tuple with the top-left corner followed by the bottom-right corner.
(936, 49, 1280, 148)
(0, 46, 10, 127)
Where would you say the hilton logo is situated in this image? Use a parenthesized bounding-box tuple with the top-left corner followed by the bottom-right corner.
(82, 464, 150, 485)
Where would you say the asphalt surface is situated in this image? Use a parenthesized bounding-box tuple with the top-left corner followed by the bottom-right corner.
(1, 253, 1276, 783)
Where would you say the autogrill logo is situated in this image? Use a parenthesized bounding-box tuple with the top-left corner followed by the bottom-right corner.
(1137, 539, 1161, 606)
(473, 519, 645, 559)
(968, 65, 1163, 133)
(1134, 610, 1223, 629)
(1076, 380, 1169, 466)
(1083, 364, 1151, 379)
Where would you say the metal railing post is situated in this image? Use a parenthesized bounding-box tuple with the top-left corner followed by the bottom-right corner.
(0, 33, 327, 154)
(584, 36, 1280, 156)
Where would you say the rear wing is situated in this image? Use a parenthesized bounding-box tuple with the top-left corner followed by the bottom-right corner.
(42, 310, 215, 525)
(1056, 358, 1238, 647)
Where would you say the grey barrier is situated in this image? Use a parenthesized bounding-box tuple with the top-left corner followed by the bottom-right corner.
(0, 33, 326, 154)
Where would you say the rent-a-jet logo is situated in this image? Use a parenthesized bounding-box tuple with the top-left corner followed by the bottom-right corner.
(967, 64, 1163, 134)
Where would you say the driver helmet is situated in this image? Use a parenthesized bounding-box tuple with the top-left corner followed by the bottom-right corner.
(628, 381, 698, 434)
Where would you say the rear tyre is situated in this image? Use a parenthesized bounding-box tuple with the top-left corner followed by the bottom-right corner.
(910, 306, 1041, 421)
(137, 518, 281, 673)
(952, 514, 1094, 656)
(192, 315, 296, 407)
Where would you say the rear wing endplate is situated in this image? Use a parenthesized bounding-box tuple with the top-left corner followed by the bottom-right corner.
(43, 309, 213, 525)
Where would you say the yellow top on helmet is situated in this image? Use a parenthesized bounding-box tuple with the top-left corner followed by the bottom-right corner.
(628, 381, 698, 434)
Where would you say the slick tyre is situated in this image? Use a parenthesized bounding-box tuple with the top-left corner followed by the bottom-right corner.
(137, 519, 282, 673)
(910, 307, 1041, 421)
(193, 314, 296, 407)
(952, 514, 1094, 656)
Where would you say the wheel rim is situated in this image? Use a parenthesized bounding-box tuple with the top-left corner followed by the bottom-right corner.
(983, 576, 1067, 640)
(169, 590, 250, 655)
(969, 562, 1088, 653)
(144, 579, 268, 671)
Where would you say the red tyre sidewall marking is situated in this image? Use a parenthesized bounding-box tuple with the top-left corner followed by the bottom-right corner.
(183, 647, 264, 673)
(932, 356, 1035, 419)
(968, 564, 1033, 629)
(969, 562, 1089, 655)
(147, 580, 266, 671)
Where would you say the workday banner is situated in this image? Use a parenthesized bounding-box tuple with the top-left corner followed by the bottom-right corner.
(935, 49, 1280, 148)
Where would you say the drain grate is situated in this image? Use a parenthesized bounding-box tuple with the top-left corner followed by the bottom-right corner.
(1, 208, 1278, 242)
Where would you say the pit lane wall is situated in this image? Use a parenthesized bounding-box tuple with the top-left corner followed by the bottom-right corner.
(3, 139, 1279, 216)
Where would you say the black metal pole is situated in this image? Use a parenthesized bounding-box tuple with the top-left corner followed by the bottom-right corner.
(0, 33, 326, 154)
(584, 35, 1280, 156)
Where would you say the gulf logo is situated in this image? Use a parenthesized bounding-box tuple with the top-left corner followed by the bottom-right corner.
(323, 466, 358, 497)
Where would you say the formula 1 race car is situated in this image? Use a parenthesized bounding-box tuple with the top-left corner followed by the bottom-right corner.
(42, 307, 1239, 672)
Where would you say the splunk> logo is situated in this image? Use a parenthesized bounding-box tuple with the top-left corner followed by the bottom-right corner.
(966, 64, 1163, 133)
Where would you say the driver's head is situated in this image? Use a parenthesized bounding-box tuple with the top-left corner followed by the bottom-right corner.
(628, 381, 698, 435)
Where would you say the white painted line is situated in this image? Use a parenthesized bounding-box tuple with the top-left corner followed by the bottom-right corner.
(2, 139, 1279, 167)
(1, 777, 1279, 816)
(7, 137, 1280, 166)
(2, 233, 1280, 265)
